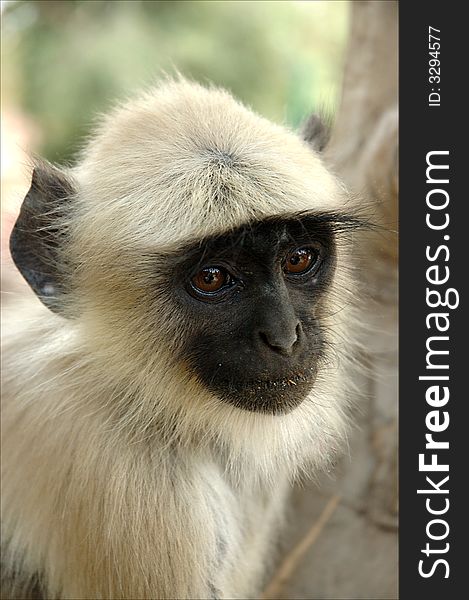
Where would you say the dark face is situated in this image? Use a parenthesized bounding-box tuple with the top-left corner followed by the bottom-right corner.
(166, 215, 338, 414)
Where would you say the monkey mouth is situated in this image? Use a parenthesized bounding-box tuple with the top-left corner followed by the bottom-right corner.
(244, 368, 316, 392)
(217, 366, 318, 414)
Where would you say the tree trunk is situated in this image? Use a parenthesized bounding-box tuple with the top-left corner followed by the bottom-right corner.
(328, 0, 398, 266)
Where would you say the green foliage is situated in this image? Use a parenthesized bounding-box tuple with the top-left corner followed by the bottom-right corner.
(3, 0, 349, 163)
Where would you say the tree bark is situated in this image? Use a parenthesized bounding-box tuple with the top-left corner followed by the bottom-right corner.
(327, 0, 398, 265)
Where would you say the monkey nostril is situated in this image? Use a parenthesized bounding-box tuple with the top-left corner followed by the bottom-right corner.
(295, 322, 301, 340)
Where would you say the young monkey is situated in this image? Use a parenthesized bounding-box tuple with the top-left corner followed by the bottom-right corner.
(1, 79, 363, 599)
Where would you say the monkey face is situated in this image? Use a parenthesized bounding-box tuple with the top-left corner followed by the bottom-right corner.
(166, 215, 339, 414)
(9, 80, 364, 435)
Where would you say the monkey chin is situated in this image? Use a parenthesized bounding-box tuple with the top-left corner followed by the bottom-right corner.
(217, 367, 318, 415)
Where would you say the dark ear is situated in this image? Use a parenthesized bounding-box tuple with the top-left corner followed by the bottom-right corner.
(9, 163, 76, 314)
(300, 113, 331, 153)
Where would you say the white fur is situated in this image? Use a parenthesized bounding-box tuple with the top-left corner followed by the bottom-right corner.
(2, 79, 360, 599)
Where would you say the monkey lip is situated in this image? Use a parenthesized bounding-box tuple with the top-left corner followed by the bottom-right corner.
(246, 368, 317, 392)
(217, 364, 318, 395)
(216, 366, 318, 414)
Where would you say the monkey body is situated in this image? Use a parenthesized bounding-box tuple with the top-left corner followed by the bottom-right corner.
(2, 326, 287, 598)
(2, 80, 361, 599)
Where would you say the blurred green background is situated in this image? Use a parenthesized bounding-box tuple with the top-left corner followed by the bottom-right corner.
(2, 0, 349, 164)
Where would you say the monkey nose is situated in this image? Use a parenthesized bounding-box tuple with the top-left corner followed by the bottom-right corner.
(258, 323, 301, 356)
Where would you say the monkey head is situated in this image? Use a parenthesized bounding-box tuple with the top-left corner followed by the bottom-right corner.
(10, 80, 364, 476)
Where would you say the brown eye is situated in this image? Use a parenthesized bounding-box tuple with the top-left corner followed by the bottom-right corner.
(191, 267, 230, 294)
(283, 247, 319, 276)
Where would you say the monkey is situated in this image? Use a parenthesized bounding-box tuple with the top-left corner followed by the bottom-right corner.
(1, 79, 365, 600)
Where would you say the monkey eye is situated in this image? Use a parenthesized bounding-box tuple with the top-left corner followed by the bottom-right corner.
(191, 266, 232, 295)
(283, 247, 321, 277)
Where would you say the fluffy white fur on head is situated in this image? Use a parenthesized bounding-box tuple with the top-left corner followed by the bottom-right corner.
(74, 78, 346, 249)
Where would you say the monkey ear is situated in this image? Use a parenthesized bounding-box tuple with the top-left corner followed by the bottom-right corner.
(300, 113, 331, 153)
(9, 163, 76, 314)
